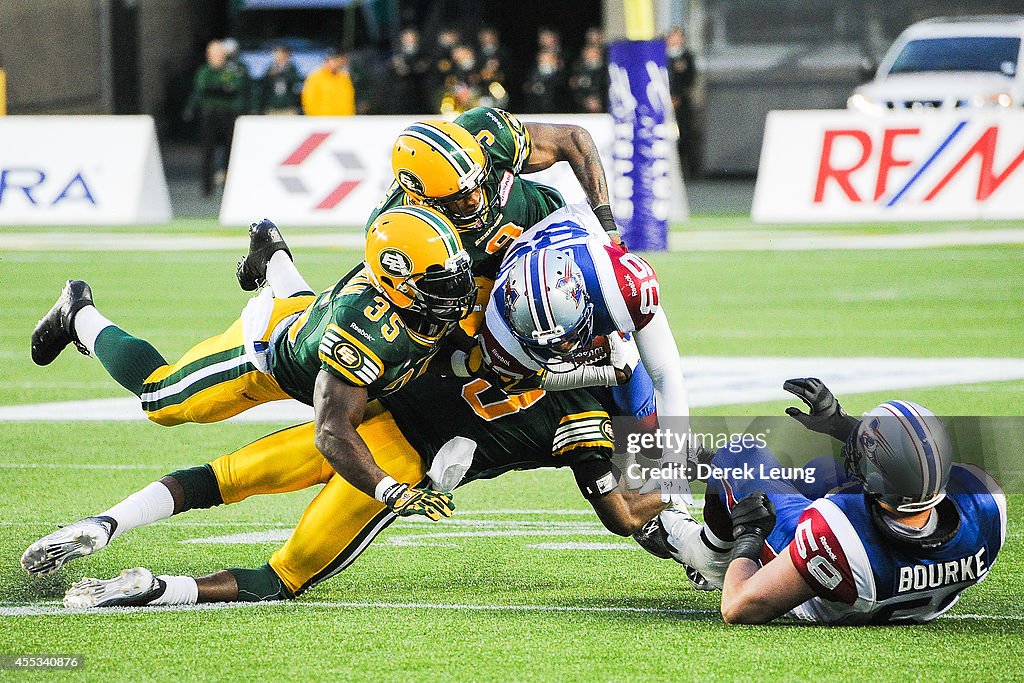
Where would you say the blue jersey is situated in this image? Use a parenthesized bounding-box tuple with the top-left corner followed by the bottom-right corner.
(709, 447, 1006, 624)
(787, 465, 1006, 624)
(480, 204, 661, 417)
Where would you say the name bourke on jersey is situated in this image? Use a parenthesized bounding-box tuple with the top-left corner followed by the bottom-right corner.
(481, 203, 661, 377)
(784, 463, 1006, 625)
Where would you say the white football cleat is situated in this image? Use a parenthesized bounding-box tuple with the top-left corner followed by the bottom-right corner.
(21, 516, 115, 576)
(64, 567, 161, 609)
(660, 506, 730, 590)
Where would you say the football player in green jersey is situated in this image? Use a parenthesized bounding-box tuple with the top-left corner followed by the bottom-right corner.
(27, 207, 476, 522)
(34, 375, 667, 607)
(368, 108, 621, 279)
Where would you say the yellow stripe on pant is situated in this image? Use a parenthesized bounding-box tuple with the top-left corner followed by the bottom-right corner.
(263, 409, 427, 595)
(141, 296, 313, 426)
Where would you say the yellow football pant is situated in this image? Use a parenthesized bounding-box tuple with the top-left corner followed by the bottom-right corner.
(140, 296, 313, 426)
(208, 405, 425, 596)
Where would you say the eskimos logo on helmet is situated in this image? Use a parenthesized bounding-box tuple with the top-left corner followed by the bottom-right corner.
(379, 248, 413, 277)
(397, 170, 424, 196)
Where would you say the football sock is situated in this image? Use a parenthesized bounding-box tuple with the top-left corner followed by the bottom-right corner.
(72, 305, 114, 355)
(92, 326, 168, 396)
(266, 251, 312, 298)
(99, 482, 175, 541)
(150, 575, 199, 606)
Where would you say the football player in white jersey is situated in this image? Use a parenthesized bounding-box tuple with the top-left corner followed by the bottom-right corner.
(637, 378, 1006, 625)
(449, 202, 689, 425)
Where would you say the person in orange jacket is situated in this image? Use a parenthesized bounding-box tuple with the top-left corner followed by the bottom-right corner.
(301, 49, 355, 116)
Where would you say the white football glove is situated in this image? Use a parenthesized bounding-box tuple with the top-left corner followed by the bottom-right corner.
(608, 332, 640, 383)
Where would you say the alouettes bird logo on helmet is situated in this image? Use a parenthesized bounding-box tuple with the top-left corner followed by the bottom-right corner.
(554, 258, 585, 306)
(860, 417, 890, 472)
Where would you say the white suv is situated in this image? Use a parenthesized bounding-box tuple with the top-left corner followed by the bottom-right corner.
(848, 15, 1024, 113)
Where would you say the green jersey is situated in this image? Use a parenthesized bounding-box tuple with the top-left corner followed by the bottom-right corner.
(272, 265, 441, 405)
(367, 107, 565, 278)
(185, 62, 248, 114)
(382, 374, 616, 494)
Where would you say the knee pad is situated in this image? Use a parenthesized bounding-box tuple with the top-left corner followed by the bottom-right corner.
(228, 564, 295, 602)
(167, 464, 224, 512)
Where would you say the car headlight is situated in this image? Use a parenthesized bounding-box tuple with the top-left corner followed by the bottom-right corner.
(970, 92, 1014, 107)
(848, 92, 883, 114)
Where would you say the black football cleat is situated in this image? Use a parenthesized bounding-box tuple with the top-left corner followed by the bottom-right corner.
(236, 218, 292, 291)
(31, 280, 93, 366)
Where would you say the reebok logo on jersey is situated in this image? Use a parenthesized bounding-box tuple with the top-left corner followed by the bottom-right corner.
(486, 110, 505, 129)
(896, 549, 988, 593)
(348, 322, 376, 342)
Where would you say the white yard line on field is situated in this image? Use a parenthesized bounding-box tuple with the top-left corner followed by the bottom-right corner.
(4, 357, 1024, 422)
(2, 228, 1023, 253)
(0, 599, 1020, 621)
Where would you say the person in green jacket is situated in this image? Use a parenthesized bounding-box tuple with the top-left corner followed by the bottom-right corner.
(184, 40, 247, 196)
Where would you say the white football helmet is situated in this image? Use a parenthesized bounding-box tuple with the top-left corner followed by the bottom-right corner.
(502, 248, 594, 370)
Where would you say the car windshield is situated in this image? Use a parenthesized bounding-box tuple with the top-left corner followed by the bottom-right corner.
(888, 36, 1020, 76)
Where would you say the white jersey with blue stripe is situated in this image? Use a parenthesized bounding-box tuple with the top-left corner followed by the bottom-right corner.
(482, 203, 659, 377)
(785, 464, 1007, 624)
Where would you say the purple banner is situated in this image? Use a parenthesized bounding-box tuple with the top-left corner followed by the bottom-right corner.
(608, 39, 672, 251)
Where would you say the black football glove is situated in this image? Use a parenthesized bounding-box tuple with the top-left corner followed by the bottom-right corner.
(381, 483, 455, 521)
(783, 377, 859, 442)
(730, 491, 776, 562)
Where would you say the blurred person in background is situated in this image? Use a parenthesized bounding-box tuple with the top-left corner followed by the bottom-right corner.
(584, 26, 605, 51)
(438, 44, 481, 114)
(666, 27, 698, 178)
(184, 39, 248, 197)
(258, 44, 302, 115)
(302, 49, 356, 116)
(537, 27, 563, 60)
(433, 26, 462, 62)
(221, 37, 253, 114)
(388, 28, 430, 114)
(477, 27, 506, 72)
(569, 44, 608, 113)
(524, 49, 567, 113)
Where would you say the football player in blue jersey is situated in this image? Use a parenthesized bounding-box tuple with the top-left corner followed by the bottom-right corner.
(635, 378, 1006, 625)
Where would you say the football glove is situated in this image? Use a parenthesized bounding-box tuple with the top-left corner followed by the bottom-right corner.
(608, 332, 639, 384)
(730, 491, 776, 562)
(381, 482, 455, 521)
(783, 377, 859, 441)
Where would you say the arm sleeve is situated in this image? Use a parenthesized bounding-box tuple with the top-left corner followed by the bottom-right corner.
(318, 323, 384, 388)
(788, 503, 862, 606)
(633, 308, 690, 417)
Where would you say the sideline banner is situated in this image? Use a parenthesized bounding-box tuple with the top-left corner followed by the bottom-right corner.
(0, 116, 171, 225)
(753, 110, 1024, 223)
(220, 114, 615, 227)
(607, 39, 684, 250)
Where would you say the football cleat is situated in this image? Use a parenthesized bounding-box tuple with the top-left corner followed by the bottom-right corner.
(685, 567, 717, 592)
(30, 280, 93, 366)
(21, 515, 115, 576)
(64, 567, 162, 609)
(236, 218, 292, 291)
(632, 516, 676, 560)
